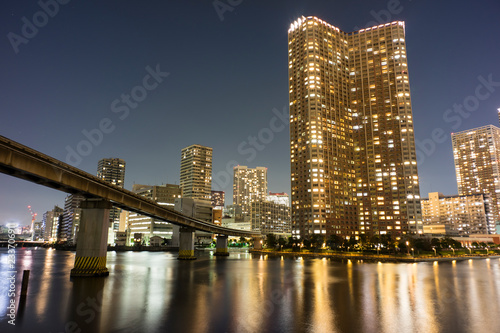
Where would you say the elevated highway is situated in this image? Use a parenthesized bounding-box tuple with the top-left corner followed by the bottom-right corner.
(0, 135, 259, 238)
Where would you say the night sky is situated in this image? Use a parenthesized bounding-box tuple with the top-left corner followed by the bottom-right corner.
(1, 0, 500, 225)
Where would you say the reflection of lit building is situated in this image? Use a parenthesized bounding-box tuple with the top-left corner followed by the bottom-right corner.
(211, 190, 225, 210)
(180, 144, 212, 201)
(233, 166, 267, 215)
(421, 192, 492, 235)
(452, 125, 500, 233)
(127, 184, 182, 244)
(288, 16, 422, 239)
(97, 158, 126, 234)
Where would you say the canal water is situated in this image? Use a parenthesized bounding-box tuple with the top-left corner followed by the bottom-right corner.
(1, 248, 500, 333)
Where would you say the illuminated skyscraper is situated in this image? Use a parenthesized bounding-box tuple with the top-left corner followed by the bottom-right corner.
(452, 125, 500, 233)
(180, 144, 213, 201)
(97, 158, 126, 232)
(97, 158, 126, 187)
(288, 16, 422, 239)
(233, 166, 267, 215)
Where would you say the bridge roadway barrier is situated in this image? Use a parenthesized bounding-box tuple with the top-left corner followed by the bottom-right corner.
(70, 199, 111, 277)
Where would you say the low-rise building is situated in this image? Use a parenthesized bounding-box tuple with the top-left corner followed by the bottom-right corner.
(251, 200, 291, 236)
(421, 192, 493, 235)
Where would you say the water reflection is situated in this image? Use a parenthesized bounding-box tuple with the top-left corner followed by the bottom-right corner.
(1, 249, 500, 333)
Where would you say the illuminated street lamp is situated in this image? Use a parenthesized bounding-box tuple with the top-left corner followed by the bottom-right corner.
(406, 241, 409, 255)
(411, 248, 414, 257)
(432, 246, 436, 256)
(449, 246, 455, 255)
(467, 246, 472, 254)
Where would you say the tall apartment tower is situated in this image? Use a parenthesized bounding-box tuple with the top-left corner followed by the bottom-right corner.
(97, 158, 126, 230)
(288, 16, 422, 239)
(452, 125, 500, 233)
(42, 206, 64, 241)
(233, 166, 268, 215)
(61, 194, 85, 244)
(180, 145, 213, 201)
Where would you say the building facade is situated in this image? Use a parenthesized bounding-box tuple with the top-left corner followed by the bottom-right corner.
(288, 16, 422, 239)
(211, 190, 225, 209)
(421, 192, 492, 235)
(42, 206, 64, 241)
(251, 200, 291, 236)
(452, 125, 500, 233)
(266, 192, 290, 206)
(127, 184, 182, 243)
(233, 166, 267, 216)
(97, 158, 126, 232)
(61, 194, 84, 244)
(180, 145, 213, 201)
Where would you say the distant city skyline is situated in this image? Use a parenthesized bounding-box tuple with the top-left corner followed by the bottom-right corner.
(1, 1, 500, 225)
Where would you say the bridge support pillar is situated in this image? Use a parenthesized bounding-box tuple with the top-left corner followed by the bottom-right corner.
(178, 227, 196, 260)
(70, 199, 112, 277)
(253, 236, 263, 250)
(214, 235, 229, 256)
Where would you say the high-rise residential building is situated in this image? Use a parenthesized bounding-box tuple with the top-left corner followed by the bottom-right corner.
(288, 16, 422, 239)
(42, 206, 64, 241)
(97, 158, 126, 187)
(421, 192, 492, 235)
(61, 194, 85, 244)
(127, 184, 182, 243)
(97, 158, 126, 232)
(452, 125, 500, 233)
(211, 190, 225, 209)
(180, 145, 212, 201)
(267, 192, 290, 206)
(233, 166, 268, 215)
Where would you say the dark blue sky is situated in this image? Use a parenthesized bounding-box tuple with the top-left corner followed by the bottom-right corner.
(1, 0, 500, 225)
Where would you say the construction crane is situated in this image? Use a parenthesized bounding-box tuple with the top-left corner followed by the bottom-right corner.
(28, 205, 37, 241)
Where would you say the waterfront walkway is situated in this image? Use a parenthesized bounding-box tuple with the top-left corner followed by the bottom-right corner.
(250, 249, 500, 263)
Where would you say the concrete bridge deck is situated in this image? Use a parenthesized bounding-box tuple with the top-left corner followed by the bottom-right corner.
(0, 135, 260, 238)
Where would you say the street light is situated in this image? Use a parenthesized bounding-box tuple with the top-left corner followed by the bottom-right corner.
(377, 244, 380, 255)
(406, 241, 410, 255)
(449, 246, 455, 255)
(432, 246, 436, 256)
(467, 246, 472, 255)
(411, 248, 414, 257)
